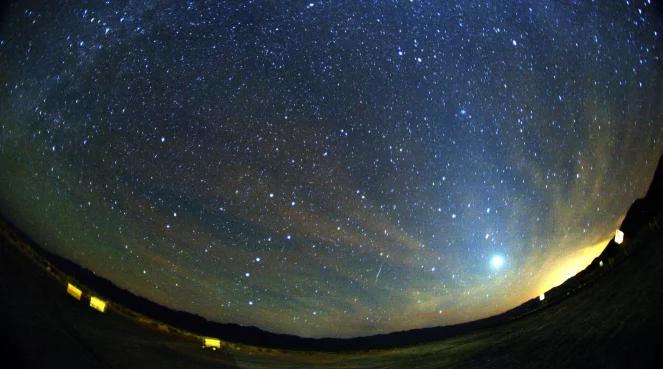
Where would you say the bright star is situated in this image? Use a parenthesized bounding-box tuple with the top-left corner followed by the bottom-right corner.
(490, 254, 505, 270)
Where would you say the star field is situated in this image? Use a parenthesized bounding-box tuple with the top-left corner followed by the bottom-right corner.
(1, 1, 662, 338)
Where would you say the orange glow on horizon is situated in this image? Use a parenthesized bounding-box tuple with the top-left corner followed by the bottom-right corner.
(535, 237, 610, 296)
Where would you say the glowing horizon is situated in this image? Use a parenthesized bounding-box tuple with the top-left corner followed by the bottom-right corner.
(534, 236, 612, 296)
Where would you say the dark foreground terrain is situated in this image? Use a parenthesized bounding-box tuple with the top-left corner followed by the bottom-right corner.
(1, 156, 662, 368)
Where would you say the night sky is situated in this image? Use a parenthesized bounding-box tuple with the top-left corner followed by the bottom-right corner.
(1, 1, 662, 338)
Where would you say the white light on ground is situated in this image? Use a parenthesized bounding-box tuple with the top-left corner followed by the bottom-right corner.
(539, 293, 545, 301)
(614, 229, 624, 244)
(490, 254, 505, 270)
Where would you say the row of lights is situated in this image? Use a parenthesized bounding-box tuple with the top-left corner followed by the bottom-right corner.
(66, 282, 223, 351)
(66, 282, 107, 313)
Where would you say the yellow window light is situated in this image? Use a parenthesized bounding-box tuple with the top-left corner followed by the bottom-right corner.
(539, 293, 545, 301)
(89, 296, 107, 313)
(66, 283, 82, 300)
(203, 337, 221, 350)
(614, 229, 624, 245)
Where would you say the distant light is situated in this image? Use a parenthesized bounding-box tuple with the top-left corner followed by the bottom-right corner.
(614, 229, 624, 245)
(539, 293, 545, 301)
(599, 260, 604, 267)
(203, 337, 221, 349)
(89, 296, 107, 313)
(490, 255, 505, 270)
(66, 283, 82, 300)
